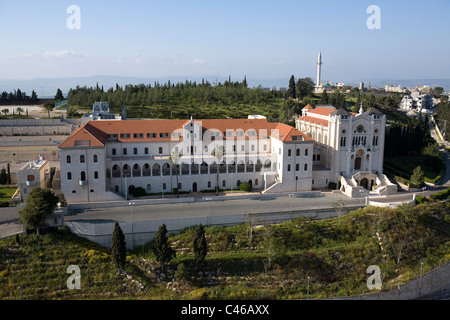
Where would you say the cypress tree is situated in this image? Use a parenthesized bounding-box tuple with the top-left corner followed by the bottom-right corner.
(193, 224, 208, 267)
(7, 162, 11, 185)
(288, 75, 296, 99)
(152, 224, 175, 267)
(111, 222, 126, 274)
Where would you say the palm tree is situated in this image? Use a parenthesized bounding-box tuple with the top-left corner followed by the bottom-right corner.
(16, 107, 24, 117)
(169, 150, 181, 198)
(42, 102, 55, 119)
(212, 145, 224, 196)
(1, 108, 9, 117)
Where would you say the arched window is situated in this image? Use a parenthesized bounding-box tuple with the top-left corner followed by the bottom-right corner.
(112, 165, 121, 178)
(304, 164, 308, 171)
(66, 155, 71, 164)
(80, 155, 85, 163)
(93, 155, 98, 163)
(94, 171, 99, 179)
(287, 164, 291, 172)
(147, 184, 151, 191)
(313, 155, 316, 161)
(133, 164, 141, 177)
(67, 172, 72, 180)
(296, 149, 300, 156)
(305, 149, 309, 156)
(296, 164, 300, 171)
(317, 154, 321, 161)
(80, 171, 86, 181)
(288, 149, 292, 157)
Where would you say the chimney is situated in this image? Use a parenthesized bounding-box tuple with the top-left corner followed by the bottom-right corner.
(122, 105, 127, 120)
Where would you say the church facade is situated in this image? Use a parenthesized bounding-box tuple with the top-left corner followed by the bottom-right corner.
(296, 104, 397, 197)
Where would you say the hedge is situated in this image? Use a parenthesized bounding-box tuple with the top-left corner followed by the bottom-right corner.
(429, 187, 450, 201)
(239, 182, 252, 192)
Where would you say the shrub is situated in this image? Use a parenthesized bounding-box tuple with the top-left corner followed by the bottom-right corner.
(328, 182, 337, 190)
(174, 262, 191, 281)
(429, 187, 450, 201)
(132, 187, 146, 197)
(239, 182, 252, 192)
(415, 195, 428, 204)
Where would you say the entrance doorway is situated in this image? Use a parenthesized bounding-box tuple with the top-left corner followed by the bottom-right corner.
(192, 182, 198, 192)
(360, 178, 369, 190)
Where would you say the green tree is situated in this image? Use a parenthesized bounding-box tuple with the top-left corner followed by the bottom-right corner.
(111, 222, 127, 274)
(6, 163, 11, 185)
(261, 225, 286, 273)
(55, 88, 64, 101)
(433, 87, 444, 97)
(59, 193, 67, 207)
(288, 75, 296, 99)
(296, 77, 315, 100)
(169, 150, 181, 198)
(16, 107, 24, 116)
(42, 102, 55, 118)
(31, 90, 38, 103)
(18, 188, 59, 234)
(1, 108, 9, 116)
(212, 145, 224, 196)
(320, 90, 328, 104)
(410, 166, 425, 188)
(0, 168, 7, 185)
(152, 224, 176, 267)
(193, 224, 208, 267)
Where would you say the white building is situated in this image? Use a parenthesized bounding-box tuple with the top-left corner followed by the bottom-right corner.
(400, 93, 433, 113)
(58, 118, 315, 203)
(385, 84, 407, 93)
(296, 105, 397, 197)
(80, 102, 122, 125)
(17, 156, 51, 202)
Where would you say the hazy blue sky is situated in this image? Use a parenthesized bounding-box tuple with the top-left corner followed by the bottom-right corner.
(0, 0, 449, 82)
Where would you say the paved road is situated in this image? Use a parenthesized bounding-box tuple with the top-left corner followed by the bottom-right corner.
(63, 191, 426, 223)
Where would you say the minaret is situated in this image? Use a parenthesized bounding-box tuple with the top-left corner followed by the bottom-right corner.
(316, 51, 322, 87)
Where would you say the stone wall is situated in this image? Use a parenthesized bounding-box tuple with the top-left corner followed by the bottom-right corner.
(0, 119, 78, 136)
(338, 262, 450, 300)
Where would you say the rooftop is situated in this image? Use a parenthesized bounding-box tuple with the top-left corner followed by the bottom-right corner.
(59, 118, 312, 148)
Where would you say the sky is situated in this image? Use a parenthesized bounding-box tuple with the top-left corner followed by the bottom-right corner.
(0, 0, 449, 83)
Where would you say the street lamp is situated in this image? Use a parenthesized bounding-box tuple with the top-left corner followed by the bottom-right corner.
(123, 173, 130, 200)
(288, 194, 294, 222)
(205, 198, 212, 226)
(129, 202, 135, 250)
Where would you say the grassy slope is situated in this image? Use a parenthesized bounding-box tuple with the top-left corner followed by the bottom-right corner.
(1, 200, 449, 300)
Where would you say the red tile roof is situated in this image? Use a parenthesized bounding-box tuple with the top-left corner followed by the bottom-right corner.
(59, 118, 312, 148)
(298, 116, 329, 127)
(307, 107, 336, 116)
